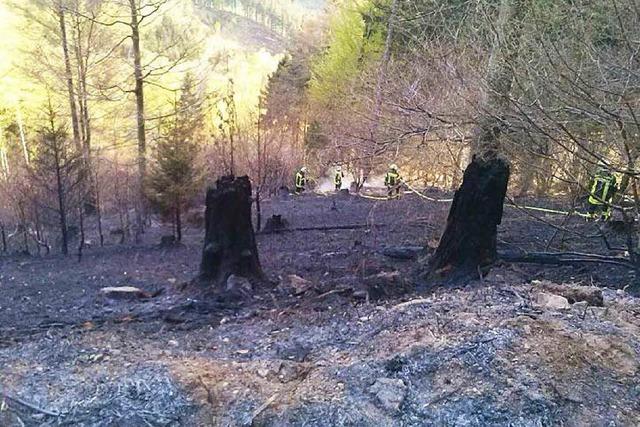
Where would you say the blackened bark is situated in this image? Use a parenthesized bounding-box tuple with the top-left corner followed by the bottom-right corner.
(176, 203, 182, 243)
(255, 187, 262, 232)
(200, 176, 264, 287)
(55, 145, 69, 256)
(18, 202, 29, 255)
(426, 156, 510, 282)
(0, 222, 6, 253)
(78, 205, 85, 261)
(96, 176, 104, 247)
(423, 0, 524, 284)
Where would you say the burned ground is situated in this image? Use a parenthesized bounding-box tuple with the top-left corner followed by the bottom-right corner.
(0, 191, 639, 426)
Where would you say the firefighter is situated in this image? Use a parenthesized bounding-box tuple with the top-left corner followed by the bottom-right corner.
(588, 166, 617, 221)
(384, 164, 402, 198)
(295, 166, 308, 194)
(334, 166, 344, 191)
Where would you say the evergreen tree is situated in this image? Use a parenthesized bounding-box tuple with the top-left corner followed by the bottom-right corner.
(31, 99, 83, 255)
(148, 74, 204, 243)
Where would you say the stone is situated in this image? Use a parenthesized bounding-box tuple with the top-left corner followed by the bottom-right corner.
(225, 274, 253, 299)
(277, 361, 306, 383)
(535, 281, 604, 306)
(364, 271, 408, 300)
(282, 274, 313, 295)
(572, 301, 589, 312)
(353, 290, 368, 300)
(257, 368, 270, 378)
(535, 292, 570, 310)
(369, 377, 407, 412)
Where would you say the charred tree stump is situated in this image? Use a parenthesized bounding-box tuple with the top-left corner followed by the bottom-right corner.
(425, 156, 510, 282)
(199, 176, 264, 287)
(262, 214, 288, 234)
(423, 0, 524, 284)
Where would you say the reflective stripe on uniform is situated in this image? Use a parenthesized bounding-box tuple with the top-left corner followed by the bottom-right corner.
(588, 176, 611, 205)
(385, 172, 399, 186)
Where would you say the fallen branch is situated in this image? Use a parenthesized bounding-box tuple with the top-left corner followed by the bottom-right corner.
(499, 251, 636, 268)
(250, 393, 279, 422)
(392, 298, 430, 310)
(0, 389, 61, 417)
(259, 223, 387, 234)
(381, 246, 425, 260)
(314, 288, 352, 300)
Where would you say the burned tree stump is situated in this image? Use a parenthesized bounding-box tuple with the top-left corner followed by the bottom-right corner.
(262, 214, 288, 234)
(425, 156, 510, 283)
(200, 176, 264, 287)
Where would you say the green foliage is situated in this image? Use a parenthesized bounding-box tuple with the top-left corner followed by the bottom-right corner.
(148, 74, 204, 232)
(308, 0, 387, 107)
(216, 79, 238, 140)
(262, 54, 310, 126)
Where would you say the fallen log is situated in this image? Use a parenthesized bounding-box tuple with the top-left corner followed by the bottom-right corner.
(259, 219, 436, 235)
(258, 223, 385, 234)
(499, 251, 636, 269)
(381, 246, 425, 260)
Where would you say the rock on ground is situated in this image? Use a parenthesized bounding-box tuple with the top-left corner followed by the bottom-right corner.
(535, 291, 571, 310)
(369, 378, 407, 412)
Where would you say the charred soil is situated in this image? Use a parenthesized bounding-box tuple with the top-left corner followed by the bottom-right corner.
(0, 191, 639, 426)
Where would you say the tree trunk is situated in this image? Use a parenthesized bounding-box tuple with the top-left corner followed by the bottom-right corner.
(427, 156, 509, 281)
(200, 176, 264, 287)
(18, 202, 29, 255)
(424, 0, 524, 283)
(15, 105, 29, 165)
(255, 186, 262, 232)
(55, 147, 69, 256)
(34, 204, 43, 256)
(72, 13, 96, 213)
(95, 166, 104, 247)
(57, 3, 82, 154)
(78, 205, 85, 261)
(129, 0, 147, 241)
(176, 202, 182, 243)
(0, 222, 7, 253)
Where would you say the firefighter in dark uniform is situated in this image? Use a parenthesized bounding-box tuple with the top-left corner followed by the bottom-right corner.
(384, 164, 402, 198)
(588, 166, 617, 221)
(295, 166, 308, 194)
(334, 166, 344, 191)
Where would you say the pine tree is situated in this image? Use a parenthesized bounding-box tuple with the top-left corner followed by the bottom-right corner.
(31, 99, 83, 255)
(148, 74, 204, 242)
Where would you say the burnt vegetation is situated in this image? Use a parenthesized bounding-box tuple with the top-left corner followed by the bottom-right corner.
(1, 0, 640, 425)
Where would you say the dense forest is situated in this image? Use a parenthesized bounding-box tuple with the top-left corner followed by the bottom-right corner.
(1, 1, 640, 425)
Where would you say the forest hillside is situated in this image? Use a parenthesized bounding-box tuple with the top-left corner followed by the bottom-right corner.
(1, 1, 640, 426)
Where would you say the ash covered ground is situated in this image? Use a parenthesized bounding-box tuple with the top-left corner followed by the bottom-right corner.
(0, 190, 639, 426)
